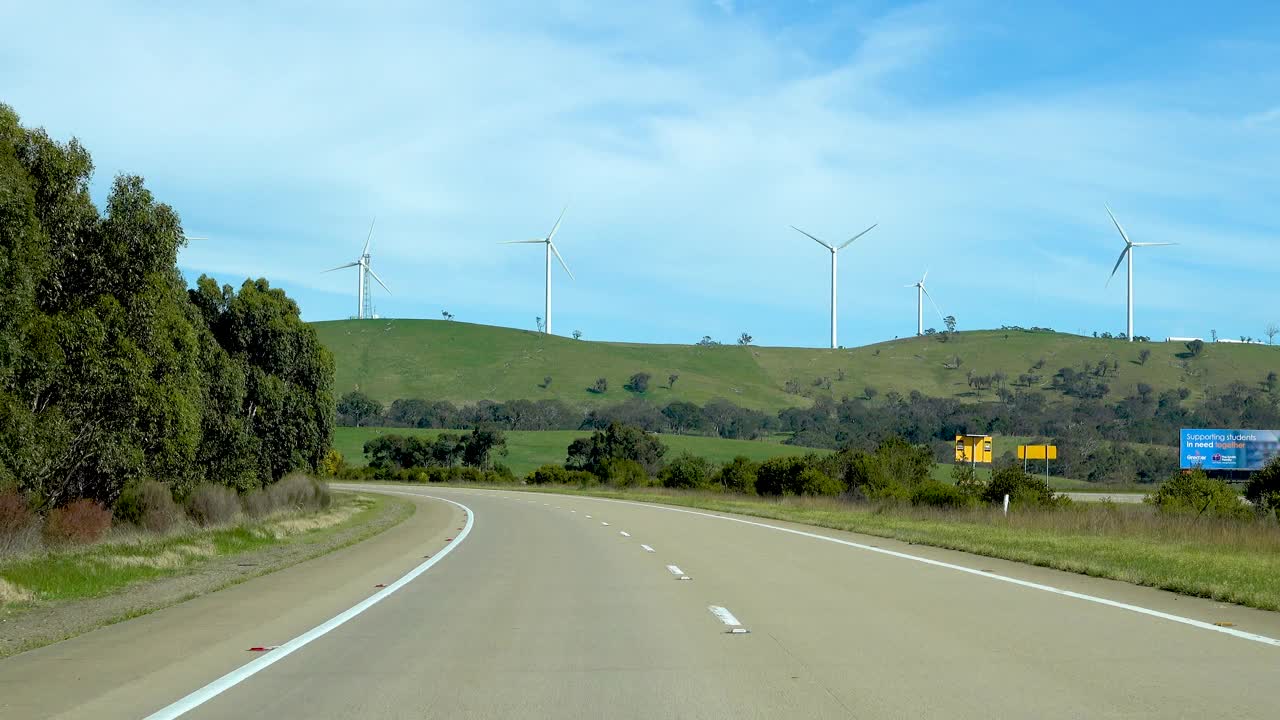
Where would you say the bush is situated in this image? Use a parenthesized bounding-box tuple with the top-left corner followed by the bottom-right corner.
(319, 449, 346, 477)
(712, 456, 758, 494)
(1245, 457, 1280, 519)
(1148, 470, 1250, 520)
(187, 484, 242, 526)
(601, 458, 649, 488)
(982, 466, 1060, 508)
(115, 482, 186, 533)
(950, 464, 986, 500)
(269, 473, 332, 511)
(0, 492, 40, 556)
(796, 467, 842, 496)
(44, 499, 112, 545)
(911, 481, 974, 509)
(756, 456, 808, 496)
(526, 464, 568, 485)
(658, 453, 711, 489)
(565, 470, 601, 487)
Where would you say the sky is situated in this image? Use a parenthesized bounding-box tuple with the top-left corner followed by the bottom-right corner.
(3, 1, 1279, 347)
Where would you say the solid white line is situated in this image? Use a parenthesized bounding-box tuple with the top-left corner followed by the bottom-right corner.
(560, 495, 1280, 648)
(641, 544, 655, 553)
(143, 492, 476, 719)
(666, 564, 685, 576)
(619, 531, 631, 537)
(708, 605, 742, 627)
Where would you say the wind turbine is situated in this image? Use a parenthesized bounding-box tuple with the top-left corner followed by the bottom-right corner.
(502, 206, 574, 335)
(1104, 204, 1174, 342)
(323, 218, 391, 320)
(906, 270, 943, 336)
(790, 223, 877, 349)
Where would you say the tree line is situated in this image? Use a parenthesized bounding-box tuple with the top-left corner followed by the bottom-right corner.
(0, 104, 333, 513)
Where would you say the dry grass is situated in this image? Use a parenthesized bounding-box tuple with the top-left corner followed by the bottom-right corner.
(0, 577, 34, 604)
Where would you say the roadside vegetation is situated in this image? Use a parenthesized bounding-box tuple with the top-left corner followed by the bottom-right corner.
(338, 420, 1280, 610)
(0, 103, 339, 594)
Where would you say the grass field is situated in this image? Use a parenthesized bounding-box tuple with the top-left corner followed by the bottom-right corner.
(313, 319, 1279, 411)
(465, 484, 1280, 611)
(333, 427, 830, 476)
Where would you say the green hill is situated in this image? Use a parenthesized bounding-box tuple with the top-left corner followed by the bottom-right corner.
(313, 319, 1278, 411)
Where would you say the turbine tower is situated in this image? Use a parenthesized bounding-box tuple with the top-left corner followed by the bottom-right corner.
(906, 270, 943, 336)
(502, 206, 574, 335)
(790, 223, 877, 349)
(323, 218, 391, 320)
(1105, 204, 1174, 342)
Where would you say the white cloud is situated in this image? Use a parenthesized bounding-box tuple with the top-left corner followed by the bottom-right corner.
(2, 1, 1278, 343)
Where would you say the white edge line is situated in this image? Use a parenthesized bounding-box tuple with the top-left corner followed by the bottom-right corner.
(396, 486, 1278, 648)
(143, 491, 476, 719)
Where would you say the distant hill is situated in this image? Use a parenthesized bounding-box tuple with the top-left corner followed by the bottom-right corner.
(312, 319, 1278, 411)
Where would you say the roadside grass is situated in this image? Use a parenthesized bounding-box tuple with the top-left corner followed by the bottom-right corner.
(0, 492, 386, 608)
(333, 426, 830, 476)
(366, 481, 1280, 611)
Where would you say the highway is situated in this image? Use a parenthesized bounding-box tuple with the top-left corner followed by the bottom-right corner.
(3, 485, 1279, 719)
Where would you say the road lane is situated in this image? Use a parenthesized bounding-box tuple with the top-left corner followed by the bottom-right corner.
(6, 484, 1280, 718)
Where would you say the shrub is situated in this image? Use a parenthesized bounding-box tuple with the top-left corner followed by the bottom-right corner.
(319, 449, 346, 477)
(116, 482, 186, 533)
(982, 466, 1060, 508)
(756, 456, 808, 496)
(712, 456, 758, 494)
(1148, 470, 1250, 520)
(625, 372, 651, 393)
(566, 470, 601, 487)
(187, 484, 242, 526)
(44, 499, 112, 545)
(490, 463, 516, 483)
(658, 453, 711, 489)
(796, 467, 842, 496)
(0, 492, 40, 556)
(1245, 457, 1280, 519)
(911, 481, 974, 509)
(950, 464, 986, 500)
(268, 473, 332, 512)
(526, 464, 568, 485)
(601, 458, 649, 488)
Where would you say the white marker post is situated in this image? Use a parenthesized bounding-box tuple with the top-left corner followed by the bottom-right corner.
(1003, 493, 1010, 515)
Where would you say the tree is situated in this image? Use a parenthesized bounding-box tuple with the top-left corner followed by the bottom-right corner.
(1267, 372, 1278, 393)
(1138, 349, 1151, 366)
(738, 332, 752, 346)
(441, 310, 454, 320)
(661, 401, 705, 434)
(572, 329, 582, 340)
(565, 422, 667, 476)
(944, 315, 957, 334)
(1268, 323, 1279, 346)
(1245, 456, 1280, 519)
(589, 377, 608, 394)
(863, 386, 878, 401)
(461, 427, 507, 469)
(697, 335, 719, 346)
(668, 373, 679, 389)
(535, 316, 544, 333)
(541, 376, 552, 389)
(712, 456, 758, 493)
(1186, 339, 1205, 358)
(338, 390, 382, 427)
(625, 372, 651, 393)
(658, 452, 712, 489)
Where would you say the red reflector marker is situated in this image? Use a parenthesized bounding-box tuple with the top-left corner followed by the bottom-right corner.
(374, 583, 387, 588)
(247, 646, 278, 652)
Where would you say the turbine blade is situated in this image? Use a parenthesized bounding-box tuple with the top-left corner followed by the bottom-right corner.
(1105, 246, 1129, 286)
(547, 205, 568, 242)
(921, 268, 929, 284)
(1132, 242, 1177, 247)
(367, 266, 392, 294)
(501, 239, 547, 244)
(923, 286, 944, 319)
(1104, 203, 1131, 246)
(837, 223, 877, 250)
(182, 235, 208, 241)
(790, 225, 833, 250)
(322, 261, 361, 273)
(363, 217, 376, 255)
(550, 241, 574, 280)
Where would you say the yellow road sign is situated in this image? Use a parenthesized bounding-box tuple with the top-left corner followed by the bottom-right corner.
(1018, 445, 1058, 460)
(955, 434, 993, 464)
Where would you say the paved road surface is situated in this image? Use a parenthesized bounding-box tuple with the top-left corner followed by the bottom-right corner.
(1062, 491, 1146, 503)
(3, 485, 1279, 719)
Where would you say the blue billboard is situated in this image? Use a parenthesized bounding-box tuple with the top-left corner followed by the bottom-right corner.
(1180, 429, 1280, 471)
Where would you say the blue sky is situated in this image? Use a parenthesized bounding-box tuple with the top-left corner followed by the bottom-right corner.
(3, 1, 1279, 347)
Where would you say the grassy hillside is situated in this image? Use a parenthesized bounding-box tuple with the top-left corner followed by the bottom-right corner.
(314, 319, 1278, 411)
(333, 427, 829, 476)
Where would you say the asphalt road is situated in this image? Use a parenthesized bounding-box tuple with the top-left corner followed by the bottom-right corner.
(4, 485, 1279, 719)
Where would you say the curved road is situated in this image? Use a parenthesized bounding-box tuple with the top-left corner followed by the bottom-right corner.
(3, 485, 1279, 719)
